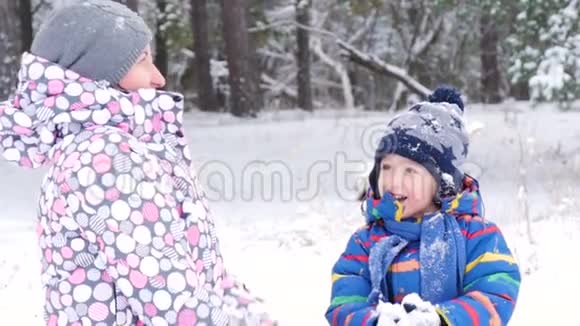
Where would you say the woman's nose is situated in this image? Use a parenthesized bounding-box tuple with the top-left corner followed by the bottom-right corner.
(151, 65, 166, 89)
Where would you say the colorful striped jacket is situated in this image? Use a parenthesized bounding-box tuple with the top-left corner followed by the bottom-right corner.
(326, 180, 520, 326)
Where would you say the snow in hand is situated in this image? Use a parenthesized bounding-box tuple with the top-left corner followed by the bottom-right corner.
(377, 293, 440, 326)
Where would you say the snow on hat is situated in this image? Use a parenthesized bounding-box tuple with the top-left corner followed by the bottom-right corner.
(368, 86, 470, 199)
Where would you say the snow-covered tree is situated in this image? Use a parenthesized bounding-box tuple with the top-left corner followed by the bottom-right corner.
(295, 0, 313, 111)
(221, 0, 261, 117)
(191, 0, 218, 112)
(509, 0, 580, 106)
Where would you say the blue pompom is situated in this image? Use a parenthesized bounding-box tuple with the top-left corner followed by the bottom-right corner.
(428, 86, 464, 111)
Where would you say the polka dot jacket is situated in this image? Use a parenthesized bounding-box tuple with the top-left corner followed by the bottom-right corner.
(0, 53, 275, 326)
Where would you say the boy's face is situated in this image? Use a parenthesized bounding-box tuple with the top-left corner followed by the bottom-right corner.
(378, 154, 438, 219)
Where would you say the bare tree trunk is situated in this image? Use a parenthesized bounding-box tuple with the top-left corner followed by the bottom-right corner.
(113, 0, 138, 11)
(154, 0, 168, 86)
(247, 0, 264, 112)
(191, 0, 218, 112)
(0, 0, 20, 99)
(510, 81, 530, 100)
(295, 0, 313, 112)
(221, 0, 260, 117)
(480, 10, 502, 103)
(18, 0, 33, 52)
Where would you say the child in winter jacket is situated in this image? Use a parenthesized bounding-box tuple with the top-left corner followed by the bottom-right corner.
(0, 1, 273, 325)
(326, 87, 520, 326)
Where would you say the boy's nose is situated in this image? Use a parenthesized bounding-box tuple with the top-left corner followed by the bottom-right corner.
(389, 171, 405, 193)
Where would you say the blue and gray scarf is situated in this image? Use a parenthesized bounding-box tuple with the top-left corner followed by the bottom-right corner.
(365, 176, 484, 304)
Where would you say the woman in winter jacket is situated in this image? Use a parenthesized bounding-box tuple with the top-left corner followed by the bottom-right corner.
(0, 1, 273, 325)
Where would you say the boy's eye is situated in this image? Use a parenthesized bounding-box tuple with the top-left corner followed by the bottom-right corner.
(381, 164, 391, 170)
(405, 167, 417, 174)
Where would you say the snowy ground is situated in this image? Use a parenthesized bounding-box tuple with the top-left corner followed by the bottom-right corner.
(1, 102, 579, 325)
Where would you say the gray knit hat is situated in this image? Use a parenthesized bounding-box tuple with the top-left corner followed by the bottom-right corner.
(30, 0, 152, 85)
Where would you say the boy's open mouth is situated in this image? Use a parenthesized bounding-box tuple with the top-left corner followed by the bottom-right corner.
(389, 192, 408, 202)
